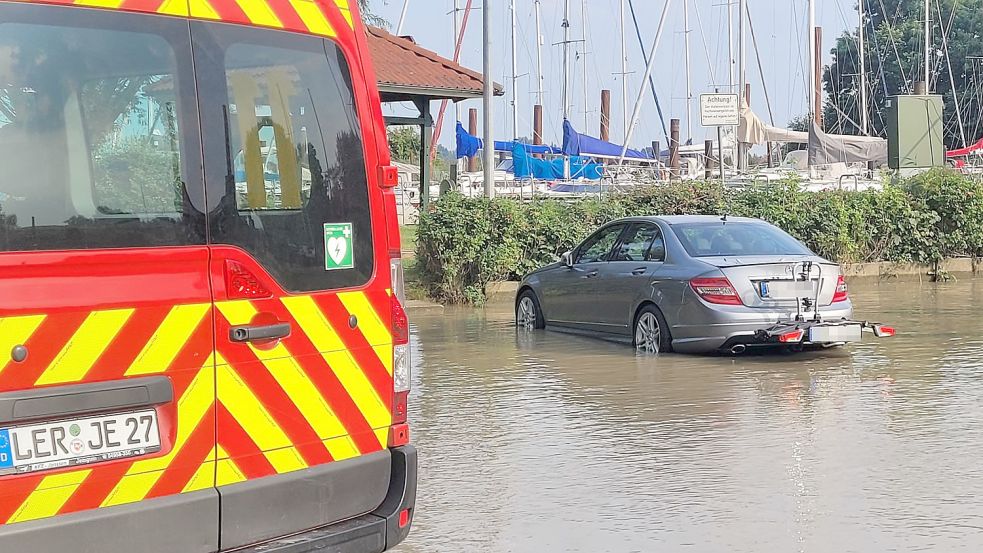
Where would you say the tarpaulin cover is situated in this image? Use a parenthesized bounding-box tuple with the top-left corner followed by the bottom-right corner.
(455, 123, 559, 158)
(738, 105, 809, 144)
(808, 121, 888, 166)
(947, 137, 983, 157)
(512, 143, 603, 180)
(562, 120, 653, 161)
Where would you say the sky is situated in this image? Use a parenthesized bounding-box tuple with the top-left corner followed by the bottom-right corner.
(370, 0, 855, 151)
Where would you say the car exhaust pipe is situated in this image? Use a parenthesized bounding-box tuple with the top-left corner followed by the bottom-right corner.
(730, 344, 747, 355)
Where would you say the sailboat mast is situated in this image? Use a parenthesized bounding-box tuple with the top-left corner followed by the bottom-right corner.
(581, 0, 589, 130)
(535, 0, 544, 106)
(511, 0, 519, 139)
(858, 0, 868, 133)
(562, 0, 571, 121)
(923, 0, 930, 89)
(808, 0, 816, 121)
(620, 0, 628, 141)
(453, 0, 463, 125)
(727, 0, 735, 92)
(684, 0, 692, 141)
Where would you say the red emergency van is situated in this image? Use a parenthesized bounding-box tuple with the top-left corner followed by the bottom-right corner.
(0, 0, 415, 551)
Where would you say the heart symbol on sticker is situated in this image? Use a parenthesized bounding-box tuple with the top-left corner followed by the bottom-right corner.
(327, 236, 348, 265)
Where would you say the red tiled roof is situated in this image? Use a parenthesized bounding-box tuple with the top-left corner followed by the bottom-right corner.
(366, 26, 503, 99)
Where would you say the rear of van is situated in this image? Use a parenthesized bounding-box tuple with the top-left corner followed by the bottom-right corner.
(0, 1, 414, 552)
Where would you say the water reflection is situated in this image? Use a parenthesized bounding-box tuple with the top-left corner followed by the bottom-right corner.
(397, 280, 983, 552)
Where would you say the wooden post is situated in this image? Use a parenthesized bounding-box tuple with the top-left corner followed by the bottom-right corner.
(704, 139, 714, 179)
(533, 104, 544, 145)
(652, 140, 661, 178)
(767, 142, 774, 167)
(418, 99, 433, 209)
(600, 90, 611, 142)
(468, 108, 479, 172)
(669, 119, 681, 178)
(814, 27, 823, 128)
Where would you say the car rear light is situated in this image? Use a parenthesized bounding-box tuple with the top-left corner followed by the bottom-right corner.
(832, 275, 849, 303)
(225, 260, 272, 299)
(690, 277, 743, 305)
(873, 325, 895, 337)
(779, 329, 806, 343)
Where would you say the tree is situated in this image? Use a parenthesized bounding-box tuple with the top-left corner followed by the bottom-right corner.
(388, 126, 421, 163)
(822, 0, 983, 148)
(356, 0, 388, 28)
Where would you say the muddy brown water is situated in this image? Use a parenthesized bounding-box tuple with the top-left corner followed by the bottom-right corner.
(394, 279, 983, 552)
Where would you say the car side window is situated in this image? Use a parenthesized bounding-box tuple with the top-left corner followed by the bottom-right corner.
(576, 225, 624, 264)
(613, 224, 665, 262)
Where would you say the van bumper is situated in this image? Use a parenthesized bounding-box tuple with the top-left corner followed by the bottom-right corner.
(240, 445, 418, 553)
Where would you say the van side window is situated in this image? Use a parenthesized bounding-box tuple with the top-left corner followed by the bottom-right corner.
(0, 9, 204, 252)
(199, 25, 373, 292)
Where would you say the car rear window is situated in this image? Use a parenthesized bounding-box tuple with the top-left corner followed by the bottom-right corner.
(0, 5, 204, 252)
(672, 222, 812, 257)
(195, 24, 374, 293)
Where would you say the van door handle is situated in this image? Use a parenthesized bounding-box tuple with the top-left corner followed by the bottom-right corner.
(631, 267, 648, 276)
(230, 323, 291, 343)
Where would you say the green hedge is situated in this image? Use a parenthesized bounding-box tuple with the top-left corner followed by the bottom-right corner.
(416, 170, 983, 304)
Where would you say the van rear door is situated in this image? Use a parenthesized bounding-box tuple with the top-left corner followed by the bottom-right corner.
(192, 21, 395, 550)
(0, 5, 218, 553)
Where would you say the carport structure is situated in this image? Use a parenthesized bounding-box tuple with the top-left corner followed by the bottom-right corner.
(366, 25, 502, 207)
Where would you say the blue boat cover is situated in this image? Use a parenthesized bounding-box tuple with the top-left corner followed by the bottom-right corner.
(455, 122, 559, 158)
(561, 120, 653, 161)
(512, 143, 603, 180)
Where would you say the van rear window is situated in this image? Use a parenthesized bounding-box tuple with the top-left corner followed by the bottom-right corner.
(0, 6, 204, 252)
(195, 24, 374, 293)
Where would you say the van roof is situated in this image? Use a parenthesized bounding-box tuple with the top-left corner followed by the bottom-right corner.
(6, 0, 359, 41)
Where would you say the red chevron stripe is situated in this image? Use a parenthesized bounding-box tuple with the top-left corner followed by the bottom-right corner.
(146, 405, 217, 498)
(0, 312, 89, 390)
(364, 288, 394, 335)
(57, 463, 132, 515)
(119, 0, 167, 13)
(264, 0, 307, 33)
(313, 295, 393, 405)
(84, 306, 172, 382)
(0, 475, 45, 522)
(264, 301, 382, 454)
(216, 405, 276, 479)
(164, 317, 214, 397)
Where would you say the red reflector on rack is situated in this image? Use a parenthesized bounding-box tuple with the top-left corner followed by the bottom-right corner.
(779, 329, 805, 343)
(874, 325, 896, 337)
(389, 423, 410, 447)
(398, 509, 411, 528)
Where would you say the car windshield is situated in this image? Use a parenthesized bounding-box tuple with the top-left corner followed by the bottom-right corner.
(672, 222, 812, 257)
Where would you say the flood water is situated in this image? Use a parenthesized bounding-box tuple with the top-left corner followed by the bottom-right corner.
(394, 279, 983, 553)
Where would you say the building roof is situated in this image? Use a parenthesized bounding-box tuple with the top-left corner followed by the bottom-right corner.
(366, 26, 504, 102)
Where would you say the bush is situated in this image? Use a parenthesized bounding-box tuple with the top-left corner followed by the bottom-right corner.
(417, 171, 983, 304)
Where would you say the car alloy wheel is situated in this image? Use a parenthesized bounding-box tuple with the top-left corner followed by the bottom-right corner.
(517, 296, 539, 329)
(635, 312, 662, 354)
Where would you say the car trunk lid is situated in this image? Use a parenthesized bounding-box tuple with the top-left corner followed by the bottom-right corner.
(696, 256, 841, 307)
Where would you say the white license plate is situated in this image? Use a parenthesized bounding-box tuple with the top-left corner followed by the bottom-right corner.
(809, 324, 862, 343)
(760, 279, 816, 299)
(0, 410, 161, 475)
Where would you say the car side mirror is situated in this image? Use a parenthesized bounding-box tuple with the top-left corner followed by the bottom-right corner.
(561, 251, 574, 268)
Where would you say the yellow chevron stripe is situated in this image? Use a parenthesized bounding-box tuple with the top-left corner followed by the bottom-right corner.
(374, 427, 389, 449)
(182, 449, 216, 493)
(36, 308, 134, 385)
(283, 296, 390, 430)
(8, 470, 91, 524)
(372, 344, 394, 375)
(127, 303, 210, 376)
(324, 436, 360, 462)
(189, 0, 221, 19)
(0, 314, 45, 377)
(215, 445, 247, 486)
(217, 362, 295, 452)
(233, 0, 283, 28)
(218, 301, 348, 441)
(265, 446, 307, 474)
(101, 471, 161, 508)
(334, 0, 354, 28)
(337, 292, 391, 347)
(290, 0, 335, 36)
(74, 0, 125, 8)
(157, 0, 189, 16)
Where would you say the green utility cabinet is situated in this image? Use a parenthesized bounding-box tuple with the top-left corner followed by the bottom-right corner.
(887, 95, 945, 169)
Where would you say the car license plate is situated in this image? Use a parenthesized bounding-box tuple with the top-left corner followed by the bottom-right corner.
(808, 324, 862, 343)
(760, 279, 816, 299)
(0, 410, 160, 475)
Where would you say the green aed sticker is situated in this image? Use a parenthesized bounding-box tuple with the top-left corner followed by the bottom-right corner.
(324, 223, 355, 271)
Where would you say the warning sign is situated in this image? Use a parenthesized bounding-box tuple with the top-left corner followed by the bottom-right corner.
(700, 93, 740, 127)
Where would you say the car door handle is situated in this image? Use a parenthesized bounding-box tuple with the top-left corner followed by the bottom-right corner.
(631, 267, 648, 276)
(583, 271, 599, 279)
(230, 322, 291, 343)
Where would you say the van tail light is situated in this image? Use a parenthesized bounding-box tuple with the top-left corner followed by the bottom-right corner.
(690, 277, 744, 305)
(225, 260, 272, 299)
(832, 275, 849, 303)
(390, 253, 411, 438)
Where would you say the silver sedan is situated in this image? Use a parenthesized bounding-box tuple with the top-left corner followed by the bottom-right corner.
(516, 215, 892, 354)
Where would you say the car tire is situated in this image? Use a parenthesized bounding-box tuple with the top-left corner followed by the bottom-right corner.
(516, 290, 546, 330)
(633, 304, 672, 354)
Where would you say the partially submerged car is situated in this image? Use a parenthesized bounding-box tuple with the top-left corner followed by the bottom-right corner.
(516, 215, 894, 354)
